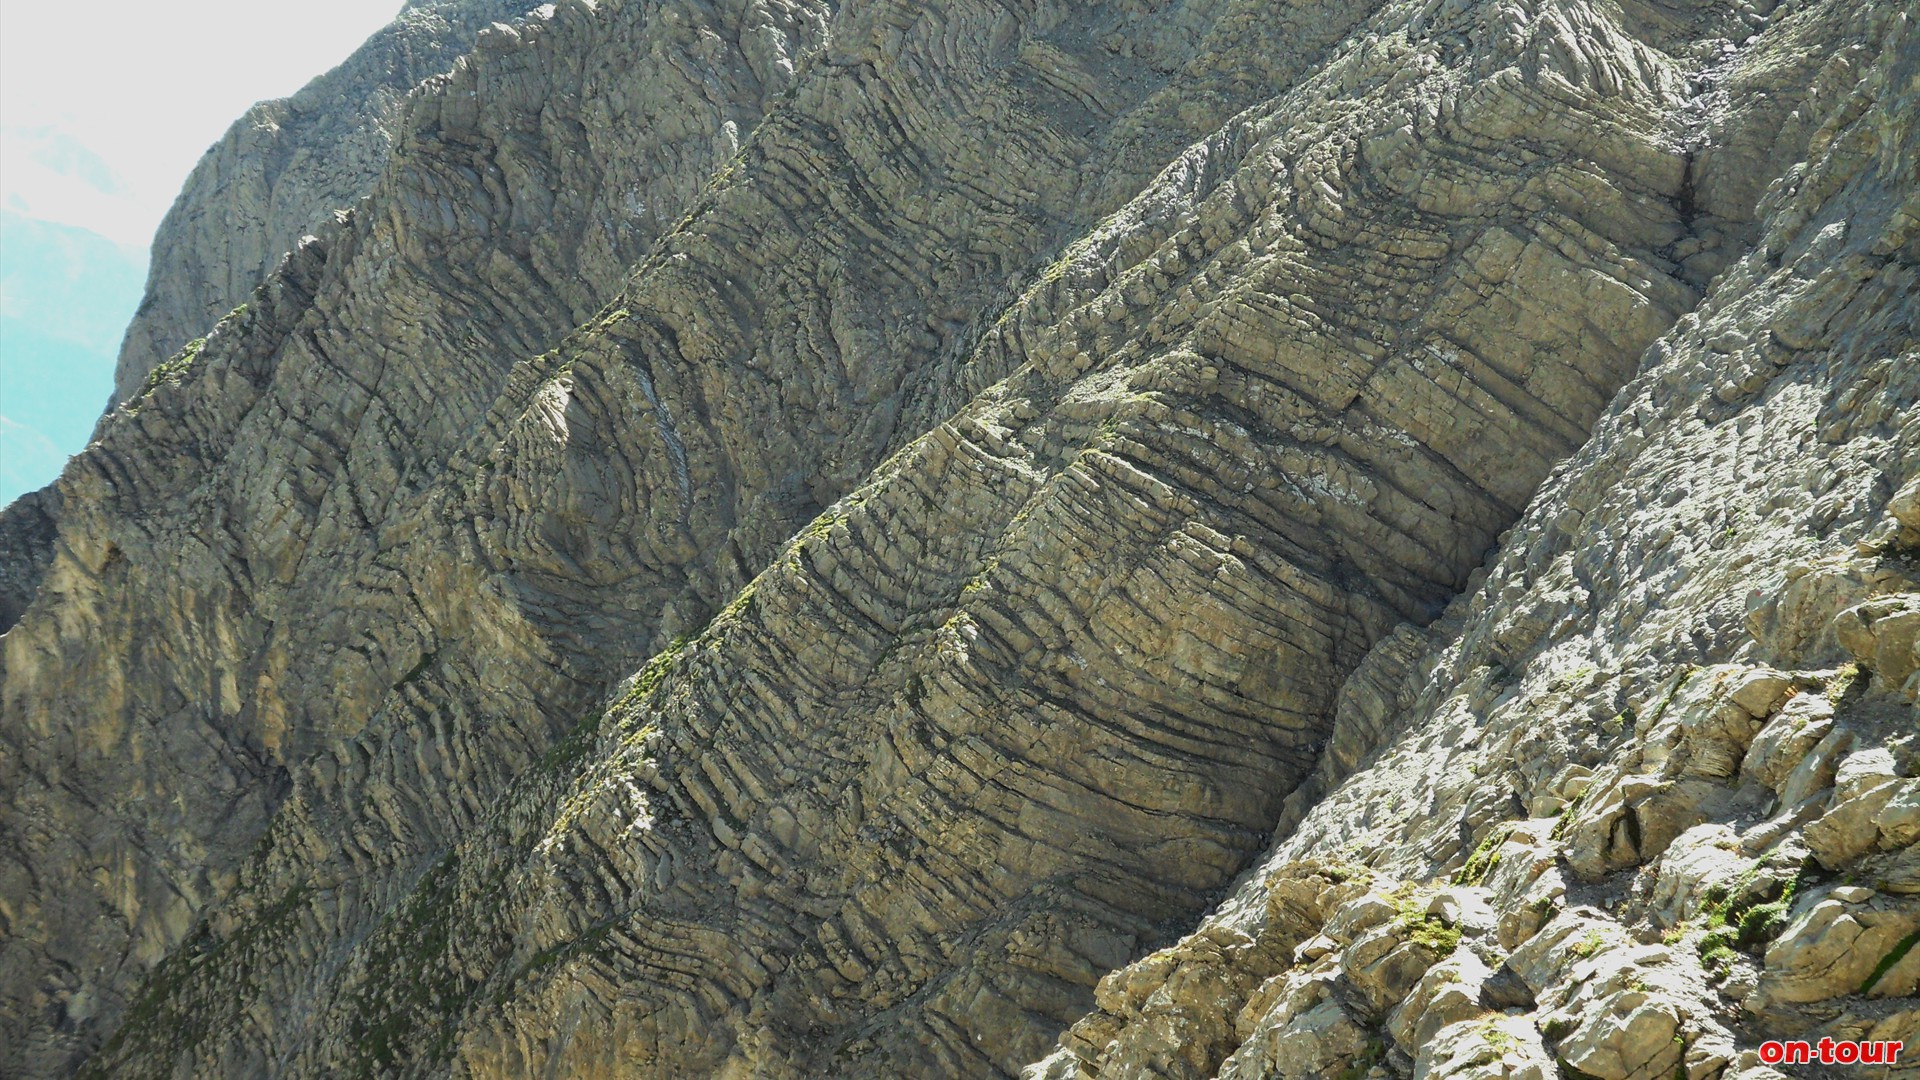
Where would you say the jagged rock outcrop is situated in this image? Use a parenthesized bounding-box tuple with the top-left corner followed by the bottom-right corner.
(1, 0, 1913, 1076)
(1027, 10, 1919, 1077)
(0, 488, 59, 632)
(109, 0, 551, 405)
(7, 0, 844, 1069)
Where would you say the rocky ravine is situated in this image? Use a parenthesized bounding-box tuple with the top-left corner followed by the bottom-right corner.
(1, 0, 1914, 1078)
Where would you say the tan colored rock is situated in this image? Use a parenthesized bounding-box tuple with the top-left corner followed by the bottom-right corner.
(1805, 749, 1906, 868)
(1342, 921, 1451, 1018)
(1326, 894, 1403, 945)
(1477, 822, 1570, 950)
(1778, 723, 1855, 810)
(1730, 672, 1796, 717)
(1833, 595, 1920, 698)
(1874, 782, 1920, 850)
(1024, 11, 1918, 1075)
(111, 0, 555, 404)
(1551, 991, 1683, 1080)
(1414, 1016, 1555, 1080)
(1890, 477, 1920, 533)
(1740, 694, 1836, 794)
(1647, 824, 1747, 928)
(1387, 951, 1494, 1056)
(1748, 892, 1920, 1008)
(1219, 997, 1373, 1080)
(1564, 773, 1727, 879)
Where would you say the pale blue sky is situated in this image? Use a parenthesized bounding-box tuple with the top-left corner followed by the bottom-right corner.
(1, 0, 412, 505)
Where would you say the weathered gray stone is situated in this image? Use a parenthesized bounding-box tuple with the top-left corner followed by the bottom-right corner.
(112, 0, 555, 405)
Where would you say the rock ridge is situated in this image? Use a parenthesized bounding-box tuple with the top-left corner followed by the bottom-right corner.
(110, 0, 555, 407)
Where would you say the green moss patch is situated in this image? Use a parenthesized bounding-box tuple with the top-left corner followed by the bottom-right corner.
(1694, 863, 1814, 979)
(131, 337, 207, 407)
(1859, 929, 1919, 995)
(342, 855, 468, 1078)
(1454, 825, 1513, 887)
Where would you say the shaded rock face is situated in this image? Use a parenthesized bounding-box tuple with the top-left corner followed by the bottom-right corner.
(109, 0, 553, 406)
(0, 489, 59, 632)
(0, 0, 1912, 1079)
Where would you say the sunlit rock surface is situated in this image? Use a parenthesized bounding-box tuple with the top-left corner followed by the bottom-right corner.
(2, 0, 1913, 1075)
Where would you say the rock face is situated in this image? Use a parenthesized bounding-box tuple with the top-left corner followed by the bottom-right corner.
(109, 0, 552, 405)
(1, 0, 1913, 1077)
(1025, 9, 1920, 1077)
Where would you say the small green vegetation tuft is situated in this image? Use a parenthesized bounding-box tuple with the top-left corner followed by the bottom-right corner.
(623, 635, 693, 707)
(1551, 789, 1589, 840)
(1826, 662, 1867, 702)
(540, 710, 604, 775)
(343, 854, 468, 1077)
(494, 921, 617, 1006)
(1698, 933, 1738, 976)
(80, 880, 315, 1076)
(1639, 667, 1696, 732)
(1482, 1020, 1520, 1054)
(1407, 915, 1462, 957)
(1334, 1037, 1388, 1080)
(783, 509, 846, 572)
(1389, 884, 1461, 958)
(1548, 665, 1598, 693)
(1720, 507, 1745, 542)
(960, 554, 1002, 597)
(715, 583, 759, 625)
(1859, 929, 1919, 995)
(1454, 825, 1513, 887)
(1694, 863, 1814, 980)
(1320, 860, 1374, 886)
(132, 337, 208, 407)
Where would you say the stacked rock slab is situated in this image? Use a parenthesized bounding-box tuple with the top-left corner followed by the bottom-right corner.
(0, 0, 1913, 1078)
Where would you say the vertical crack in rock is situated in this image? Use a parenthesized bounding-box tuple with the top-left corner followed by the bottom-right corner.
(630, 344, 697, 519)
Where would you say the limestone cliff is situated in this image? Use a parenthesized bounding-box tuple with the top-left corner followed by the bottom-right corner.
(1, 0, 1913, 1077)
(109, 0, 552, 405)
(1027, 13, 1920, 1076)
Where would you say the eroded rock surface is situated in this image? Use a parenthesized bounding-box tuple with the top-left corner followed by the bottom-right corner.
(110, 0, 554, 406)
(1028, 8, 1918, 1076)
(1, 0, 1914, 1076)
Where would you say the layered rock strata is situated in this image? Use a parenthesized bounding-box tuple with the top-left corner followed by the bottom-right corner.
(1027, 12, 1919, 1077)
(8, 0, 1389, 1069)
(0, 0, 1913, 1076)
(110, 0, 553, 405)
